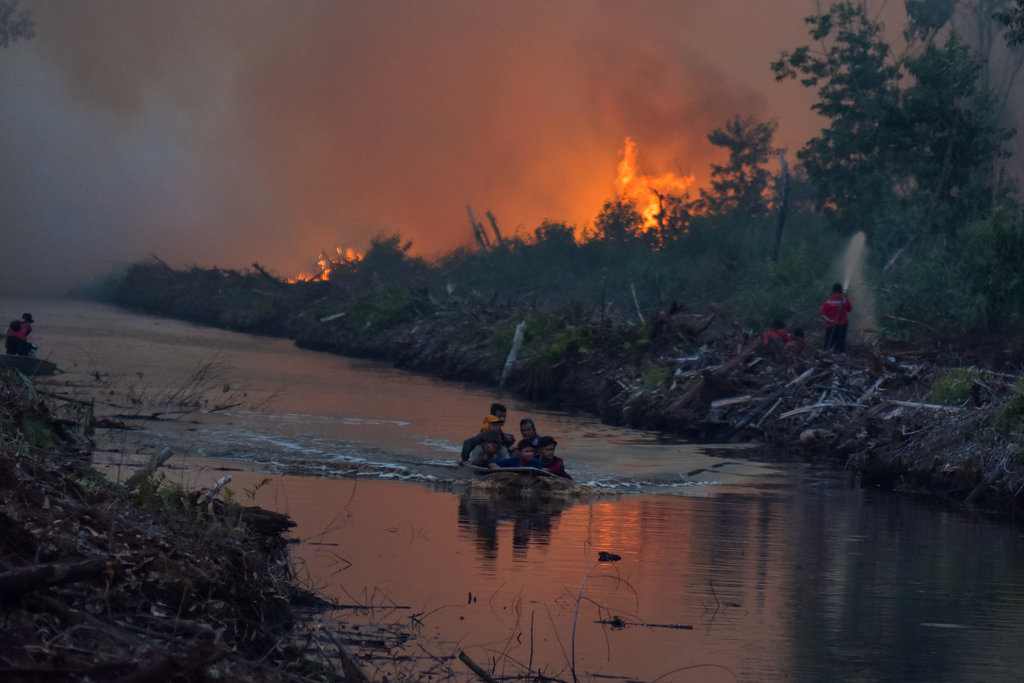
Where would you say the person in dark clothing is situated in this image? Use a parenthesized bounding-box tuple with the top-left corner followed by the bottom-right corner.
(467, 431, 510, 468)
(459, 414, 506, 463)
(537, 436, 572, 479)
(492, 440, 543, 469)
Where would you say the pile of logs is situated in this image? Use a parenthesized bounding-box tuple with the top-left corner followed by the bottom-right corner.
(655, 340, 1012, 461)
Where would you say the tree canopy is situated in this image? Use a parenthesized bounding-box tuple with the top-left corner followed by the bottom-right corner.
(772, 1, 1013, 256)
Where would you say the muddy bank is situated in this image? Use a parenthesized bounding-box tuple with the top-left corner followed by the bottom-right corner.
(0, 372, 354, 682)
(108, 262, 1024, 516)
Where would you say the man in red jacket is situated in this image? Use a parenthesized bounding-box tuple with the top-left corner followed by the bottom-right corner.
(5, 313, 34, 356)
(820, 284, 852, 352)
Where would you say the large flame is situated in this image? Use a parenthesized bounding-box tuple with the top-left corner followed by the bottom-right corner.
(614, 137, 695, 229)
(287, 246, 363, 283)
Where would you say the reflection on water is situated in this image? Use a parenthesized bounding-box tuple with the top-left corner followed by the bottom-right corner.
(15, 297, 1024, 681)
(458, 488, 567, 568)
(148, 462, 1024, 683)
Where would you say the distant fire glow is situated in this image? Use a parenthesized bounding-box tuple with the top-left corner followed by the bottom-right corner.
(288, 246, 363, 283)
(615, 137, 695, 229)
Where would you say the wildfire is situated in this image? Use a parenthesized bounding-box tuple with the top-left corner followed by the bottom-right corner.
(287, 246, 363, 283)
(614, 137, 695, 229)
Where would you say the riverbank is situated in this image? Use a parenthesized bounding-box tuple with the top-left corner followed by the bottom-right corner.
(108, 260, 1024, 518)
(0, 371, 356, 682)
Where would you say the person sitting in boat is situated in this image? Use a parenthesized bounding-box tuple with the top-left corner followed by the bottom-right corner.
(489, 402, 517, 448)
(467, 430, 510, 468)
(5, 313, 34, 356)
(537, 436, 572, 479)
(509, 418, 541, 457)
(490, 439, 543, 469)
(460, 414, 507, 463)
(519, 418, 539, 447)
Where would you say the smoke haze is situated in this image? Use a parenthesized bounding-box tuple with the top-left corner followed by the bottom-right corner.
(0, 2, 928, 294)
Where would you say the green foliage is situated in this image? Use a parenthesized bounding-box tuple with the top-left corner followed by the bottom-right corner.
(21, 418, 60, 448)
(882, 210, 1024, 335)
(640, 359, 670, 392)
(772, 1, 1013, 244)
(996, 0, 1024, 46)
(925, 368, 983, 405)
(698, 116, 778, 216)
(994, 378, 1024, 436)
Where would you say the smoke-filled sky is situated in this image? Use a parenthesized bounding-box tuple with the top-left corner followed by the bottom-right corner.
(0, 1, 868, 294)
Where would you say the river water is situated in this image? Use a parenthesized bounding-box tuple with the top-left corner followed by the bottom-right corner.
(11, 297, 1024, 682)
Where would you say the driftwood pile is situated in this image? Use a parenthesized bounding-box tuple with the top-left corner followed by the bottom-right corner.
(636, 336, 1022, 507)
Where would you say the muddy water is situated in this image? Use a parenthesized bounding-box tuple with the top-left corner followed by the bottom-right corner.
(12, 297, 1024, 681)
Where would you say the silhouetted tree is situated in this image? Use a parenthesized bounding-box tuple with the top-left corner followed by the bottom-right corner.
(996, 0, 1024, 45)
(773, 1, 1012, 253)
(594, 198, 643, 242)
(697, 116, 777, 217)
(0, 0, 32, 48)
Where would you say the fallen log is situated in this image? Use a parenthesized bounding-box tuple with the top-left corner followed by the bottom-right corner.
(124, 447, 174, 491)
(0, 557, 114, 596)
(778, 402, 862, 419)
(710, 395, 757, 409)
(886, 399, 963, 411)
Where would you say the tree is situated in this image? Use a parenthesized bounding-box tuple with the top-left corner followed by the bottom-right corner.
(594, 198, 643, 242)
(772, 2, 903, 236)
(996, 0, 1024, 45)
(0, 0, 33, 48)
(697, 116, 778, 216)
(772, 1, 1012, 253)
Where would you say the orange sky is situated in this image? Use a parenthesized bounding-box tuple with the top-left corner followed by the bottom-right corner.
(0, 1, 1018, 294)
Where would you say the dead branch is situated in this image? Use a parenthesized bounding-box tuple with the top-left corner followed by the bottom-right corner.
(0, 557, 114, 596)
(124, 447, 174, 491)
(458, 651, 498, 683)
(886, 399, 964, 411)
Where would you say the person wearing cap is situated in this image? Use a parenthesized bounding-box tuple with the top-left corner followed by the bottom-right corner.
(5, 312, 34, 356)
(491, 439, 543, 469)
(537, 436, 572, 479)
(467, 430, 510, 468)
(459, 413, 507, 463)
(489, 402, 516, 447)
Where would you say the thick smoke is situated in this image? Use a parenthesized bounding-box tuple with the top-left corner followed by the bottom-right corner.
(0, 1, 826, 295)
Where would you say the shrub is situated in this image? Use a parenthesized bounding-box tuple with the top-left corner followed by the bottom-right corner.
(925, 368, 983, 406)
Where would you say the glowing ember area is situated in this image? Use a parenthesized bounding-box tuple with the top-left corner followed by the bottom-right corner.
(615, 137, 695, 229)
(287, 246, 363, 283)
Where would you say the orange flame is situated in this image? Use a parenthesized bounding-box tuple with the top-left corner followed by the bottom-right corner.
(614, 137, 695, 229)
(287, 246, 363, 283)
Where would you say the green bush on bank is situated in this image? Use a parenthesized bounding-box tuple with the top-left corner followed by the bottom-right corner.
(926, 368, 984, 406)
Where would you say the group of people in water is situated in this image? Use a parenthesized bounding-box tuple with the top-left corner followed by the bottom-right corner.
(458, 402, 572, 479)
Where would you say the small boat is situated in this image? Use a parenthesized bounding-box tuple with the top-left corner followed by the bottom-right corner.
(470, 465, 561, 479)
(0, 354, 60, 376)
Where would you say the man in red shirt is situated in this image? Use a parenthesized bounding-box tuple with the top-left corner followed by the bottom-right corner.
(5, 313, 34, 356)
(820, 284, 852, 352)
